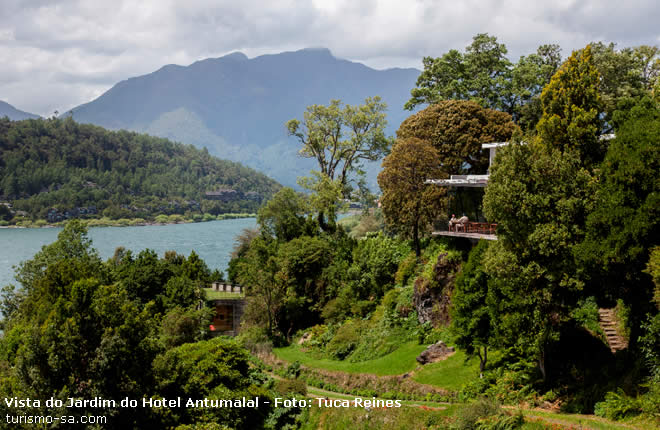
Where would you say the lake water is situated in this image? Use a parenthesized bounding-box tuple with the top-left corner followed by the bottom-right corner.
(0, 218, 257, 288)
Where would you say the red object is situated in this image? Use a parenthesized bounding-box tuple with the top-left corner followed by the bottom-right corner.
(209, 324, 216, 331)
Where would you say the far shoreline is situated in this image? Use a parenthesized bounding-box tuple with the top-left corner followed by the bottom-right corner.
(0, 213, 257, 229)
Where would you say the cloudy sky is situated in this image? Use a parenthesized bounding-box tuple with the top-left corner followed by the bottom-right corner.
(1, 0, 658, 116)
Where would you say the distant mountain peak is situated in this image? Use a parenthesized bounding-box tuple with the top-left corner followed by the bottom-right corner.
(221, 52, 248, 61)
(0, 100, 40, 120)
(298, 47, 333, 56)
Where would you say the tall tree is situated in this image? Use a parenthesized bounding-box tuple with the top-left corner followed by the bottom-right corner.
(537, 45, 604, 166)
(590, 42, 660, 128)
(506, 44, 562, 131)
(397, 100, 516, 176)
(286, 97, 390, 229)
(483, 141, 594, 380)
(286, 97, 389, 190)
(406, 34, 512, 112)
(405, 34, 560, 130)
(482, 46, 615, 379)
(257, 187, 314, 242)
(451, 240, 496, 377)
(577, 98, 660, 341)
(378, 137, 446, 257)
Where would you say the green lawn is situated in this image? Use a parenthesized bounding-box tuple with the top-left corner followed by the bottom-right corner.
(202, 288, 244, 300)
(412, 350, 480, 391)
(273, 341, 427, 376)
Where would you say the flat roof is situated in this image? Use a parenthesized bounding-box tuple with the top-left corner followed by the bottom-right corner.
(425, 174, 489, 187)
(481, 142, 510, 149)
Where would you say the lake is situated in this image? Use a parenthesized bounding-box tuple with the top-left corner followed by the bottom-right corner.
(0, 218, 257, 287)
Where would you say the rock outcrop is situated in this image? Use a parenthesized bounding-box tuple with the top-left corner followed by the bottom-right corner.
(413, 252, 460, 327)
(416, 341, 455, 364)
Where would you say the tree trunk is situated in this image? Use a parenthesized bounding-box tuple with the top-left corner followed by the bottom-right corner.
(539, 348, 547, 381)
(317, 211, 328, 231)
(413, 220, 420, 257)
(477, 346, 488, 378)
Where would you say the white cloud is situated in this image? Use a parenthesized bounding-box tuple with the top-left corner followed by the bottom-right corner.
(0, 0, 658, 115)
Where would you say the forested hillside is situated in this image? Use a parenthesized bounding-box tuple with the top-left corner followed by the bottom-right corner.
(0, 117, 281, 223)
(67, 48, 420, 188)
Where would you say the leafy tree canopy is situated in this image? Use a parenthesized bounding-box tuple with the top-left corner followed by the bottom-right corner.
(537, 45, 605, 166)
(378, 137, 447, 256)
(397, 100, 516, 175)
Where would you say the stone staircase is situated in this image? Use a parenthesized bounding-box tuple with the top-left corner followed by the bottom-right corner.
(598, 308, 628, 353)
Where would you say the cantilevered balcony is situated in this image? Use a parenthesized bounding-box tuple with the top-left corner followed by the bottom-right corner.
(433, 222, 498, 241)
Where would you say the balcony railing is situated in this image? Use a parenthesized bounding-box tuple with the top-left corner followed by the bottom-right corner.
(433, 222, 498, 240)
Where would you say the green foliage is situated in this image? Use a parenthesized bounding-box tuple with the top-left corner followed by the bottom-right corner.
(0, 117, 280, 221)
(537, 45, 605, 166)
(153, 337, 272, 428)
(646, 247, 660, 309)
(395, 251, 418, 287)
(286, 97, 390, 193)
(273, 341, 427, 375)
(453, 398, 523, 430)
(161, 306, 212, 348)
(258, 187, 314, 241)
(483, 140, 595, 370)
(346, 232, 410, 301)
(274, 378, 307, 396)
(163, 275, 200, 309)
(326, 319, 365, 360)
(570, 297, 606, 341)
(406, 34, 561, 131)
(397, 100, 516, 176)
(451, 241, 494, 374)
(378, 137, 447, 256)
(345, 210, 385, 239)
(578, 99, 659, 309)
(590, 43, 660, 128)
(639, 313, 660, 379)
(594, 389, 644, 420)
(405, 34, 511, 112)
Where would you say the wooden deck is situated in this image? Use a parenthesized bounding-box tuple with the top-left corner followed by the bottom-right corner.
(432, 231, 498, 241)
(433, 222, 498, 240)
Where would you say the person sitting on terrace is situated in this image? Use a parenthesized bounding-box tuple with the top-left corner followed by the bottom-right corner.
(448, 214, 458, 231)
(456, 214, 469, 231)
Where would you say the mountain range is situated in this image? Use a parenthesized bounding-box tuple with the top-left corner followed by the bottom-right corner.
(68, 48, 420, 188)
(0, 100, 40, 121)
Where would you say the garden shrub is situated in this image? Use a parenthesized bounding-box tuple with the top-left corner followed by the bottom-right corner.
(570, 296, 606, 342)
(325, 319, 364, 360)
(395, 251, 419, 286)
(275, 378, 307, 396)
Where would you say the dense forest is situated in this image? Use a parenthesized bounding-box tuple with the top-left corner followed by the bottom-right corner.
(0, 117, 281, 224)
(0, 35, 658, 429)
(228, 37, 659, 427)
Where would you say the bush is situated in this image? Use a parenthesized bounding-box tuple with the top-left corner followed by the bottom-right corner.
(594, 389, 642, 420)
(570, 296, 606, 341)
(454, 398, 502, 430)
(274, 378, 307, 396)
(285, 361, 302, 379)
(453, 398, 524, 430)
(395, 251, 418, 287)
(237, 326, 273, 355)
(325, 319, 364, 360)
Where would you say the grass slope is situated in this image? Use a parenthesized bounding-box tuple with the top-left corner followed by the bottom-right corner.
(273, 342, 426, 376)
(412, 350, 480, 391)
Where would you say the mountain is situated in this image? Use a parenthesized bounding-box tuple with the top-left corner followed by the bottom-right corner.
(0, 100, 40, 121)
(70, 48, 420, 188)
(0, 117, 281, 222)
